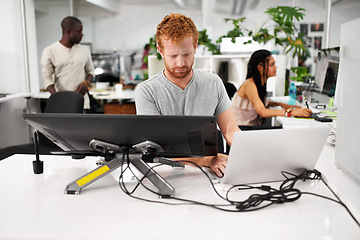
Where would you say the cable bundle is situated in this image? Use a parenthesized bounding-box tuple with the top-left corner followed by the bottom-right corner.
(116, 153, 360, 227)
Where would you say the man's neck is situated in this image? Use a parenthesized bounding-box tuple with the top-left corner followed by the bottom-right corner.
(59, 39, 74, 48)
(163, 69, 193, 90)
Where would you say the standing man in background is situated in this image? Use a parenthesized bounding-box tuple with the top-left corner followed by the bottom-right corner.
(41, 16, 95, 110)
(135, 13, 241, 177)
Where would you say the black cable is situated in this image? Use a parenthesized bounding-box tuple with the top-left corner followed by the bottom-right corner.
(117, 156, 360, 220)
(119, 157, 292, 212)
(316, 178, 360, 228)
(235, 188, 302, 212)
(118, 158, 305, 212)
(279, 169, 321, 190)
(118, 158, 237, 210)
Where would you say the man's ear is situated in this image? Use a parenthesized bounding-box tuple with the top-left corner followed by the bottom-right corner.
(157, 45, 164, 58)
(194, 40, 198, 54)
(64, 28, 72, 36)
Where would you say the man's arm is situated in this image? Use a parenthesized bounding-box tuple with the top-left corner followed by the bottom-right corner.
(176, 108, 240, 178)
(75, 73, 93, 95)
(76, 50, 95, 95)
(41, 48, 56, 92)
(217, 107, 241, 146)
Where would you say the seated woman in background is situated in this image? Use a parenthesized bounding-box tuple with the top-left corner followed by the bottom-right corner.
(231, 49, 312, 126)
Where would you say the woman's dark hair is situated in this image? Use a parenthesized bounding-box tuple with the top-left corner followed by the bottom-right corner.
(246, 49, 272, 104)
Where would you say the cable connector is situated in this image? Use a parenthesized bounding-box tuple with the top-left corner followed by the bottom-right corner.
(260, 185, 271, 192)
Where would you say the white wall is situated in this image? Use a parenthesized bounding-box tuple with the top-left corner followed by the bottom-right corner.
(0, 0, 39, 148)
(335, 17, 360, 184)
(0, 0, 39, 94)
(1, 0, 24, 93)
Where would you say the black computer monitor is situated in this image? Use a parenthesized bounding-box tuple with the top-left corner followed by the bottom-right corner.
(322, 60, 338, 97)
(314, 48, 339, 98)
(92, 53, 121, 86)
(23, 113, 218, 157)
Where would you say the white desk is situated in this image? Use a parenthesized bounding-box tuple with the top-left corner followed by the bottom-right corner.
(89, 89, 135, 100)
(271, 95, 337, 130)
(277, 115, 337, 129)
(275, 104, 360, 226)
(0, 93, 31, 103)
(32, 89, 135, 101)
(0, 146, 359, 239)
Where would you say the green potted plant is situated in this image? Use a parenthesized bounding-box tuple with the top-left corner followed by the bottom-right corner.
(218, 6, 310, 60)
(198, 29, 220, 55)
(290, 66, 313, 82)
(149, 35, 162, 60)
(148, 6, 310, 60)
(216, 17, 248, 44)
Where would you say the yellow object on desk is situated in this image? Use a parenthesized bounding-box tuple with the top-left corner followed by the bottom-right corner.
(320, 110, 337, 118)
(328, 97, 334, 108)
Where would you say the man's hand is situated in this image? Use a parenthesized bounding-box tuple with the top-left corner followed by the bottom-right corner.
(75, 81, 88, 95)
(46, 85, 56, 94)
(173, 153, 228, 178)
(208, 153, 228, 177)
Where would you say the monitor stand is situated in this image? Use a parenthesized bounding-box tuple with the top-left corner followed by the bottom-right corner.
(64, 139, 184, 196)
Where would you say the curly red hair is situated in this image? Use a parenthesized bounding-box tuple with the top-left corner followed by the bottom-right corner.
(156, 13, 199, 50)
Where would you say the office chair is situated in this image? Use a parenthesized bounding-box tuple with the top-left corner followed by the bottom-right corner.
(43, 91, 84, 113)
(217, 129, 225, 154)
(238, 117, 283, 131)
(219, 119, 283, 155)
(0, 91, 84, 160)
(223, 81, 237, 100)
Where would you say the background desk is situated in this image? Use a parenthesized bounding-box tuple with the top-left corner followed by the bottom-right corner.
(276, 115, 337, 129)
(32, 89, 135, 101)
(32, 90, 136, 114)
(1, 144, 360, 239)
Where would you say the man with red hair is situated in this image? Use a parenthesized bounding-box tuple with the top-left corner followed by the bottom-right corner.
(135, 13, 240, 177)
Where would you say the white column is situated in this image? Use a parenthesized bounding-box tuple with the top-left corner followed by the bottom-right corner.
(325, 0, 332, 48)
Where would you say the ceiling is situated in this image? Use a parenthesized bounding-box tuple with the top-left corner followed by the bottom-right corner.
(34, 0, 359, 17)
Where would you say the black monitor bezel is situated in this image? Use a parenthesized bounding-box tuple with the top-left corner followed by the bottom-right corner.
(23, 113, 218, 157)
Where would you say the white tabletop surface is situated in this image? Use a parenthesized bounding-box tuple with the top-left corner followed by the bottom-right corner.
(88, 89, 135, 100)
(0, 93, 31, 103)
(0, 144, 360, 239)
(31, 89, 135, 101)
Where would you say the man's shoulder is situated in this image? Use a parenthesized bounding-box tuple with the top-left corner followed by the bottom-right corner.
(45, 41, 61, 49)
(43, 41, 62, 53)
(138, 72, 163, 88)
(74, 43, 90, 50)
(42, 42, 60, 58)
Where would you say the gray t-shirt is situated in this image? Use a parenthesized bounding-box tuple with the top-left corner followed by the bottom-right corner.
(135, 69, 231, 116)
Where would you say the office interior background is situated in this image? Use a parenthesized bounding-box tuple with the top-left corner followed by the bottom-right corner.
(1, 0, 360, 148)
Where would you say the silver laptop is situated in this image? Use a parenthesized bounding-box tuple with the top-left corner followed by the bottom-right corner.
(221, 125, 330, 185)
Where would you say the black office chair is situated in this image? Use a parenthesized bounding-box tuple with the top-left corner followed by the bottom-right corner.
(43, 91, 84, 113)
(223, 81, 237, 100)
(217, 129, 225, 154)
(220, 119, 283, 155)
(238, 117, 283, 131)
(0, 91, 84, 160)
